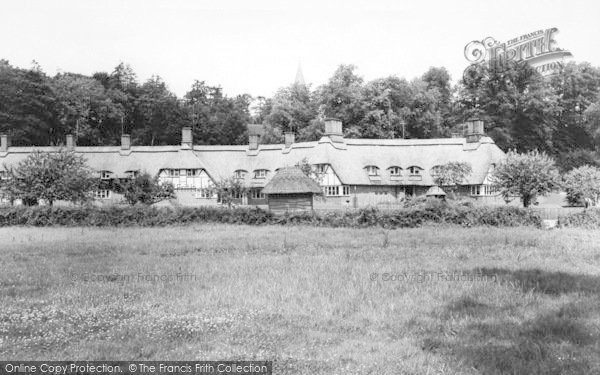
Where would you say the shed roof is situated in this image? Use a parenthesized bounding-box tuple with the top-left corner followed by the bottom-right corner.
(425, 186, 447, 196)
(262, 167, 322, 194)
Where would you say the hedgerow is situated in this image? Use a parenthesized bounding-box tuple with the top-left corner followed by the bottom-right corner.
(0, 201, 543, 228)
(557, 208, 600, 228)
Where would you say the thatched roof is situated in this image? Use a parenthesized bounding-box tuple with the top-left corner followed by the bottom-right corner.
(261, 167, 322, 194)
(426, 186, 446, 196)
(0, 134, 505, 188)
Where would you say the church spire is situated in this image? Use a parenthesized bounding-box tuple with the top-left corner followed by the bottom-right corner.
(294, 61, 305, 86)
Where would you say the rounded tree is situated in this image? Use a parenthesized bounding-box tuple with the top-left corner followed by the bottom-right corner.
(1, 149, 96, 205)
(491, 150, 561, 207)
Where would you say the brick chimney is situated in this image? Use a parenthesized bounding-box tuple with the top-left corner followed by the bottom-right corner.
(324, 118, 344, 143)
(0, 134, 8, 152)
(121, 134, 131, 150)
(66, 134, 75, 150)
(466, 118, 484, 143)
(247, 124, 263, 150)
(284, 132, 295, 148)
(181, 127, 193, 148)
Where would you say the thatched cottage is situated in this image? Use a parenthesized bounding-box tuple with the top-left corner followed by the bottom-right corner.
(0, 118, 505, 208)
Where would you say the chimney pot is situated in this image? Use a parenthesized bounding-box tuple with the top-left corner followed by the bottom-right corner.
(0, 134, 8, 152)
(284, 132, 295, 148)
(121, 134, 131, 150)
(181, 127, 193, 148)
(66, 134, 75, 150)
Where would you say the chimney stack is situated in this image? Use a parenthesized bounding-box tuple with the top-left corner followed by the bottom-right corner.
(121, 134, 131, 150)
(466, 118, 485, 143)
(247, 124, 263, 151)
(181, 127, 193, 148)
(0, 134, 8, 152)
(66, 134, 75, 150)
(324, 118, 344, 143)
(284, 132, 295, 148)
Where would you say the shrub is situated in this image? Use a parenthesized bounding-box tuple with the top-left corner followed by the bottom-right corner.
(562, 165, 600, 207)
(558, 208, 600, 228)
(0, 203, 542, 228)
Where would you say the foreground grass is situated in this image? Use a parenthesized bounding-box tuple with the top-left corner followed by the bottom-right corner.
(1, 225, 599, 374)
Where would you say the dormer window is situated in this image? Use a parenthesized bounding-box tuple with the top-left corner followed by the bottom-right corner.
(100, 171, 112, 180)
(125, 170, 139, 179)
(234, 169, 248, 179)
(408, 166, 422, 175)
(314, 164, 327, 174)
(365, 166, 380, 176)
(254, 169, 269, 179)
(388, 166, 402, 176)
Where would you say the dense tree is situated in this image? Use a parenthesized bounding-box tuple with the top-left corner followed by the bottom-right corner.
(360, 76, 411, 138)
(316, 65, 365, 132)
(1, 149, 96, 205)
(183, 81, 250, 145)
(51, 73, 123, 146)
(491, 150, 561, 207)
(459, 60, 559, 152)
(562, 165, 600, 207)
(114, 171, 175, 205)
(134, 76, 188, 145)
(0, 60, 56, 145)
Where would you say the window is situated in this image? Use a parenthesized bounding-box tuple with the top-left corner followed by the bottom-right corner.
(100, 171, 112, 180)
(0, 170, 7, 180)
(472, 185, 499, 196)
(250, 189, 266, 199)
(324, 185, 350, 196)
(254, 169, 269, 179)
(388, 166, 402, 176)
(325, 186, 339, 196)
(195, 188, 213, 199)
(231, 191, 243, 199)
(365, 166, 380, 176)
(234, 170, 248, 179)
(165, 169, 178, 177)
(94, 190, 111, 199)
(314, 164, 327, 174)
(186, 169, 199, 176)
(408, 166, 421, 175)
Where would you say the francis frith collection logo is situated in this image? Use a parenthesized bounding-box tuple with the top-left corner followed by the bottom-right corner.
(464, 27, 573, 75)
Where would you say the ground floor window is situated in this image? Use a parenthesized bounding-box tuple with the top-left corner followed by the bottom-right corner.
(324, 185, 350, 196)
(471, 184, 499, 196)
(195, 188, 214, 199)
(94, 190, 111, 199)
(249, 188, 265, 199)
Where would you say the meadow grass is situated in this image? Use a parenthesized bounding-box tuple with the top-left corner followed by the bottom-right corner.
(1, 224, 599, 374)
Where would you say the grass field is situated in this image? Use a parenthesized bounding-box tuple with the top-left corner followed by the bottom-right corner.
(1, 224, 599, 374)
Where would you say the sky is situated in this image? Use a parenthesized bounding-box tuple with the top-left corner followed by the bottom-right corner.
(2, 0, 600, 98)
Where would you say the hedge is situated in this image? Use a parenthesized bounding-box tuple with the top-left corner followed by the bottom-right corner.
(558, 208, 600, 229)
(0, 201, 543, 228)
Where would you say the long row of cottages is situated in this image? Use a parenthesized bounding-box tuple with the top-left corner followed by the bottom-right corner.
(0, 119, 506, 208)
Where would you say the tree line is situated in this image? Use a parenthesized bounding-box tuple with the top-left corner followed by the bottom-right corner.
(1, 59, 600, 171)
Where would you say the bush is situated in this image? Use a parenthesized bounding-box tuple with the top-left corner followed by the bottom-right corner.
(0, 202, 543, 228)
(562, 165, 600, 207)
(558, 209, 600, 228)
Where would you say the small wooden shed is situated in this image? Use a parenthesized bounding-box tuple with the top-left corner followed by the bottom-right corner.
(262, 167, 322, 214)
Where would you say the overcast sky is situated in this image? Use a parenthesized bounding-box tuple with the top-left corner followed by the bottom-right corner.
(2, 0, 599, 98)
